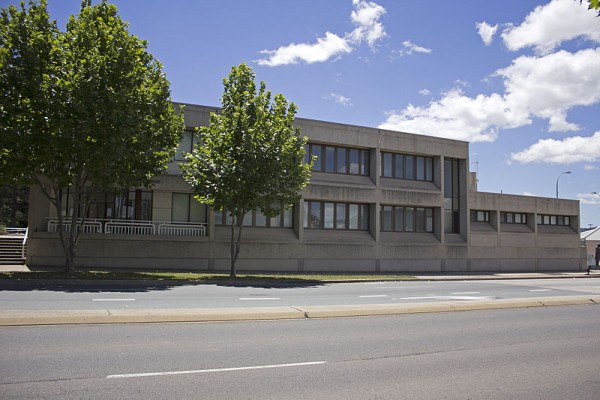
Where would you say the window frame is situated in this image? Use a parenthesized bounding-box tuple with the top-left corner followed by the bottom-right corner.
(381, 205, 434, 233)
(381, 151, 434, 182)
(305, 143, 370, 176)
(500, 212, 528, 225)
(303, 200, 369, 231)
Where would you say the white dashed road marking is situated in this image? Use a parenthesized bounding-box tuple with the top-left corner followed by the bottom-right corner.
(106, 361, 327, 379)
(92, 298, 135, 302)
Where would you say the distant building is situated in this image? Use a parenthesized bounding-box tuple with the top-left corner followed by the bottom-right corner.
(581, 226, 600, 266)
(26, 104, 586, 272)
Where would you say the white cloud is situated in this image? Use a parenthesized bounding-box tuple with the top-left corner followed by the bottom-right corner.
(511, 131, 600, 164)
(497, 48, 600, 132)
(348, 0, 387, 48)
(257, 32, 351, 67)
(325, 93, 354, 107)
(577, 192, 600, 205)
(584, 164, 598, 171)
(379, 88, 517, 142)
(476, 21, 498, 46)
(256, 0, 386, 67)
(418, 89, 431, 96)
(501, 0, 600, 54)
(394, 40, 432, 57)
(379, 47, 600, 142)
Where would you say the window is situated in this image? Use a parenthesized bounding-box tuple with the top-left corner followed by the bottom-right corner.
(175, 130, 196, 161)
(172, 193, 206, 223)
(215, 205, 293, 228)
(381, 152, 433, 182)
(70, 189, 153, 221)
(470, 210, 490, 222)
(304, 201, 369, 230)
(444, 158, 460, 234)
(537, 214, 571, 226)
(501, 212, 528, 224)
(381, 205, 434, 233)
(305, 143, 370, 176)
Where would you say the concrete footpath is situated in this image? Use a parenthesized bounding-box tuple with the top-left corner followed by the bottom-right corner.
(1, 265, 599, 326)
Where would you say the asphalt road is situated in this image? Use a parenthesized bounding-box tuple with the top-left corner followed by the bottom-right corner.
(1, 278, 600, 311)
(1, 305, 599, 399)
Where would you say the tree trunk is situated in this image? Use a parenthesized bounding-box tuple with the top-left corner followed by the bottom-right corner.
(229, 210, 246, 278)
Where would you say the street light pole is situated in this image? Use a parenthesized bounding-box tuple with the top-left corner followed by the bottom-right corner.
(556, 171, 571, 199)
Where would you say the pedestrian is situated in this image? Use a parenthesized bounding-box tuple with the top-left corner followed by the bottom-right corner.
(596, 244, 600, 268)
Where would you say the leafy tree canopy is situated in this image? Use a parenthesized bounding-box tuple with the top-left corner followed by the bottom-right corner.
(0, 0, 183, 271)
(182, 63, 312, 277)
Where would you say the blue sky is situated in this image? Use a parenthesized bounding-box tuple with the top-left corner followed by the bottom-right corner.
(5, 0, 600, 227)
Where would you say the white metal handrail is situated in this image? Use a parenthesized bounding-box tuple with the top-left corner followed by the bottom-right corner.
(158, 223, 206, 237)
(45, 217, 207, 237)
(47, 218, 103, 234)
(21, 227, 28, 259)
(105, 221, 155, 235)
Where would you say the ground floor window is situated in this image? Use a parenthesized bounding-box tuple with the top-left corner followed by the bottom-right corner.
(303, 201, 369, 230)
(172, 193, 207, 223)
(64, 189, 153, 221)
(381, 205, 434, 233)
(214, 205, 293, 228)
(537, 214, 570, 226)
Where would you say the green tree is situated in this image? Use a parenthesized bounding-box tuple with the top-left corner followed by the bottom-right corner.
(581, 0, 600, 16)
(0, 0, 183, 272)
(182, 64, 312, 278)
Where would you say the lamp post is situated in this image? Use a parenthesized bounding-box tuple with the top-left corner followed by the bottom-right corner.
(556, 171, 571, 199)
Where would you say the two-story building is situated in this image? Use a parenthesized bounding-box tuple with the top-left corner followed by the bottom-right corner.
(26, 103, 586, 272)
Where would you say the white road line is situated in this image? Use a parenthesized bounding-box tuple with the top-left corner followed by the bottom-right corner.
(529, 289, 551, 292)
(106, 361, 327, 379)
(451, 292, 480, 295)
(359, 295, 389, 298)
(239, 297, 280, 301)
(91, 298, 136, 302)
(393, 295, 494, 301)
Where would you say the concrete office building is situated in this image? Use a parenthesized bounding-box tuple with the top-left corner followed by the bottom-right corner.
(26, 103, 587, 272)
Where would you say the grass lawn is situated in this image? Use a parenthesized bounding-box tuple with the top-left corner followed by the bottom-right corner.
(0, 270, 416, 282)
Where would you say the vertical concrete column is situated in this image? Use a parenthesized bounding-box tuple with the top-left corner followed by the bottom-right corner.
(207, 208, 216, 271)
(296, 200, 304, 242)
(459, 158, 469, 241)
(28, 184, 51, 233)
(371, 147, 380, 187)
(372, 147, 381, 243)
(440, 156, 446, 245)
(297, 199, 304, 272)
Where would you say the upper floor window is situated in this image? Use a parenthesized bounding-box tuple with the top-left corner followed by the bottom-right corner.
(214, 206, 293, 228)
(537, 214, 571, 226)
(470, 210, 490, 222)
(381, 152, 433, 182)
(175, 130, 196, 161)
(381, 205, 434, 233)
(304, 143, 369, 176)
(501, 212, 527, 224)
(303, 201, 369, 230)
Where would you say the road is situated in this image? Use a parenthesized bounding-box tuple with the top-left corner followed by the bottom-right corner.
(1, 278, 600, 311)
(1, 305, 599, 399)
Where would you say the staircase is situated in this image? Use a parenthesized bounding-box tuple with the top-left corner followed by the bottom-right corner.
(0, 234, 27, 265)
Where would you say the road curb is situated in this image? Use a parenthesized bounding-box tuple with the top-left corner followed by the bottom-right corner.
(1, 295, 598, 326)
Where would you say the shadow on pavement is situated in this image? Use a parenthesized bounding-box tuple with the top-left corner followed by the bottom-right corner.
(0, 272, 325, 293)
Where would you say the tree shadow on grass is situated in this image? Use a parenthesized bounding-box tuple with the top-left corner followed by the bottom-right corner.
(0, 270, 325, 293)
